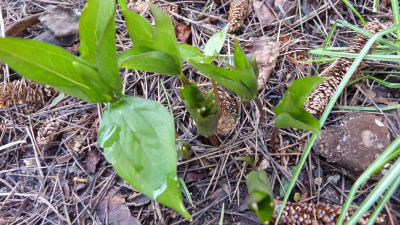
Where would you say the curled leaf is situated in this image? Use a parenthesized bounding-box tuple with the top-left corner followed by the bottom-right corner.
(246, 170, 274, 224)
(274, 77, 329, 134)
(180, 83, 220, 137)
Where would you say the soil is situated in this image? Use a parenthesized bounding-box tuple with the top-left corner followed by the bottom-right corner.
(1, 0, 400, 224)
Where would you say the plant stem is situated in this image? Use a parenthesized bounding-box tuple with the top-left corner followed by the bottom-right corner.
(179, 74, 191, 86)
(254, 98, 265, 123)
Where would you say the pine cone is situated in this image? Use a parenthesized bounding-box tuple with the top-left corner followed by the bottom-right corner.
(228, 0, 249, 33)
(274, 200, 387, 224)
(217, 92, 238, 136)
(37, 115, 64, 146)
(304, 22, 386, 116)
(0, 78, 55, 112)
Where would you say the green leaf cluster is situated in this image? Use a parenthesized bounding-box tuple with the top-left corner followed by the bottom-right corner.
(0, 0, 192, 221)
(273, 77, 329, 134)
(0, 0, 123, 103)
(118, 3, 182, 76)
(180, 83, 220, 137)
(189, 39, 259, 100)
(246, 170, 274, 224)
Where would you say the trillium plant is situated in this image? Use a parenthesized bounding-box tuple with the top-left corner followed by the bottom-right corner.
(0, 0, 264, 220)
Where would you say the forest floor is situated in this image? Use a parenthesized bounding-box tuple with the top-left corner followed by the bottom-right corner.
(1, 0, 400, 224)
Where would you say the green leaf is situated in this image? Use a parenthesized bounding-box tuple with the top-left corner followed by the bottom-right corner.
(178, 44, 215, 64)
(180, 83, 220, 137)
(273, 77, 328, 133)
(246, 170, 274, 224)
(148, 2, 182, 72)
(121, 9, 155, 50)
(79, 0, 115, 65)
(275, 111, 321, 133)
(234, 39, 248, 69)
(97, 8, 123, 98)
(203, 25, 228, 57)
(190, 60, 255, 99)
(0, 38, 113, 103)
(98, 96, 191, 220)
(249, 54, 259, 78)
(118, 47, 149, 68)
(119, 51, 181, 76)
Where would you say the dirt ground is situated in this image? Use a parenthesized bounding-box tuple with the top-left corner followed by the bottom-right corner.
(1, 0, 400, 224)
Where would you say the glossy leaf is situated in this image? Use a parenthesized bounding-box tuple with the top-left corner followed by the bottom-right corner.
(97, 8, 123, 98)
(0, 38, 113, 103)
(121, 9, 154, 50)
(178, 44, 215, 64)
(79, 0, 115, 65)
(149, 2, 182, 72)
(98, 96, 191, 220)
(180, 83, 220, 137)
(246, 170, 274, 224)
(274, 77, 328, 133)
(203, 25, 228, 57)
(119, 51, 181, 76)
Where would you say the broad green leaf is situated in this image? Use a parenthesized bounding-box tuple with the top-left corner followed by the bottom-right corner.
(275, 111, 321, 134)
(119, 51, 181, 76)
(180, 83, 219, 137)
(246, 170, 274, 224)
(274, 77, 328, 114)
(97, 9, 123, 98)
(118, 47, 150, 68)
(149, 2, 182, 72)
(178, 44, 216, 64)
(203, 25, 228, 57)
(232, 67, 258, 98)
(117, 0, 129, 10)
(0, 38, 113, 103)
(234, 39, 248, 69)
(79, 0, 115, 65)
(98, 96, 191, 220)
(289, 77, 330, 108)
(190, 60, 254, 99)
(121, 9, 155, 50)
(273, 77, 327, 133)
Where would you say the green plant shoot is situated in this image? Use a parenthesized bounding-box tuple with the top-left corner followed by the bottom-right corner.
(273, 77, 329, 134)
(246, 170, 275, 224)
(0, 0, 191, 220)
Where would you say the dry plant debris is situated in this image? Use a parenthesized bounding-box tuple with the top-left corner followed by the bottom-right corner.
(228, 0, 249, 33)
(256, 40, 280, 90)
(304, 22, 386, 116)
(273, 200, 386, 224)
(0, 78, 55, 112)
(217, 92, 239, 136)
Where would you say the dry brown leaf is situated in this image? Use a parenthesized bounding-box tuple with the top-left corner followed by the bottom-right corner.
(217, 92, 238, 136)
(253, 0, 276, 24)
(174, 23, 192, 44)
(85, 150, 100, 174)
(245, 39, 279, 90)
(96, 192, 140, 225)
(5, 13, 41, 37)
